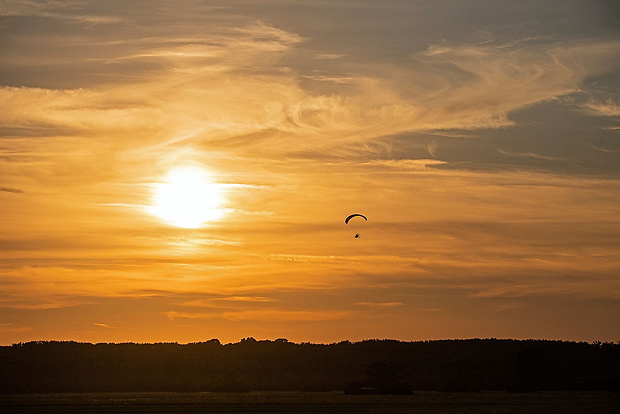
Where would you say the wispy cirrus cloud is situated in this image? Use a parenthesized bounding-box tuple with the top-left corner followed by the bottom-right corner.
(0, 186, 23, 193)
(165, 309, 354, 322)
(583, 98, 620, 118)
(356, 302, 405, 307)
(92, 322, 114, 328)
(180, 296, 276, 308)
(0, 322, 31, 334)
(471, 279, 620, 300)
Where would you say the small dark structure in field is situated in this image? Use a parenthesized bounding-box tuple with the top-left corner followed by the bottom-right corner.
(344, 361, 412, 394)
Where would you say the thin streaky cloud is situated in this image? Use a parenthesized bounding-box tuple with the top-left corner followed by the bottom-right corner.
(0, 323, 31, 334)
(471, 281, 620, 300)
(179, 297, 277, 308)
(165, 309, 354, 322)
(0, 186, 23, 193)
(356, 302, 405, 307)
(583, 99, 620, 117)
(314, 53, 348, 60)
(92, 323, 113, 328)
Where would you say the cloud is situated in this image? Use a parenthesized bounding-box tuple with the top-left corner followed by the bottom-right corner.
(356, 302, 405, 307)
(266, 254, 341, 264)
(0, 297, 87, 310)
(362, 159, 447, 170)
(1, 1, 619, 345)
(0, 0, 124, 26)
(495, 149, 567, 162)
(471, 278, 620, 300)
(2, 19, 618, 173)
(165, 309, 353, 321)
(301, 74, 355, 84)
(0, 186, 23, 193)
(405, 38, 620, 128)
(223, 309, 354, 322)
(0, 323, 31, 336)
(1, 1, 86, 16)
(491, 301, 527, 312)
(0, 86, 158, 138)
(583, 98, 620, 117)
(427, 139, 438, 158)
(314, 53, 348, 60)
(180, 296, 276, 308)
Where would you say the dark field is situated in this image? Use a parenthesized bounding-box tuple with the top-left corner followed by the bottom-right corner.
(2, 391, 618, 414)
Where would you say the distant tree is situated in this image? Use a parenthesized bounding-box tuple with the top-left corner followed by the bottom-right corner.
(1, 339, 619, 393)
(507, 346, 545, 392)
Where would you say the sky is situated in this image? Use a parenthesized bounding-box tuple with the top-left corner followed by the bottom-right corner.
(1, 0, 619, 345)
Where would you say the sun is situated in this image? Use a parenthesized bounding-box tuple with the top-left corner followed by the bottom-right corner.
(148, 166, 226, 228)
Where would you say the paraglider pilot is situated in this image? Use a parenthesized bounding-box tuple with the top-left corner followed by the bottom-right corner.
(345, 214, 367, 239)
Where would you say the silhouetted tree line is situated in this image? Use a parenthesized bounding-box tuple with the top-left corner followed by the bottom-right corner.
(1, 338, 618, 394)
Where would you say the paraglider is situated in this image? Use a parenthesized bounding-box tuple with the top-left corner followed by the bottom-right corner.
(345, 214, 367, 238)
(345, 214, 367, 224)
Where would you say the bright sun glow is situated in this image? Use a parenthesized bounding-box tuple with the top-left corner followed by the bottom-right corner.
(148, 166, 226, 228)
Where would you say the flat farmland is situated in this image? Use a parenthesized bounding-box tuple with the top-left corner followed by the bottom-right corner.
(2, 391, 618, 413)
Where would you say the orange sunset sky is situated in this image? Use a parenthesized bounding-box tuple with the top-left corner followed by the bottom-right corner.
(1, 0, 619, 345)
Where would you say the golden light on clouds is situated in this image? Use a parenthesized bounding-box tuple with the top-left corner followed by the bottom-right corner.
(148, 166, 226, 228)
(0, 0, 619, 346)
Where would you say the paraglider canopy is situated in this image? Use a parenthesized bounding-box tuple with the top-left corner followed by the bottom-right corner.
(346, 214, 367, 239)
(345, 214, 367, 224)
